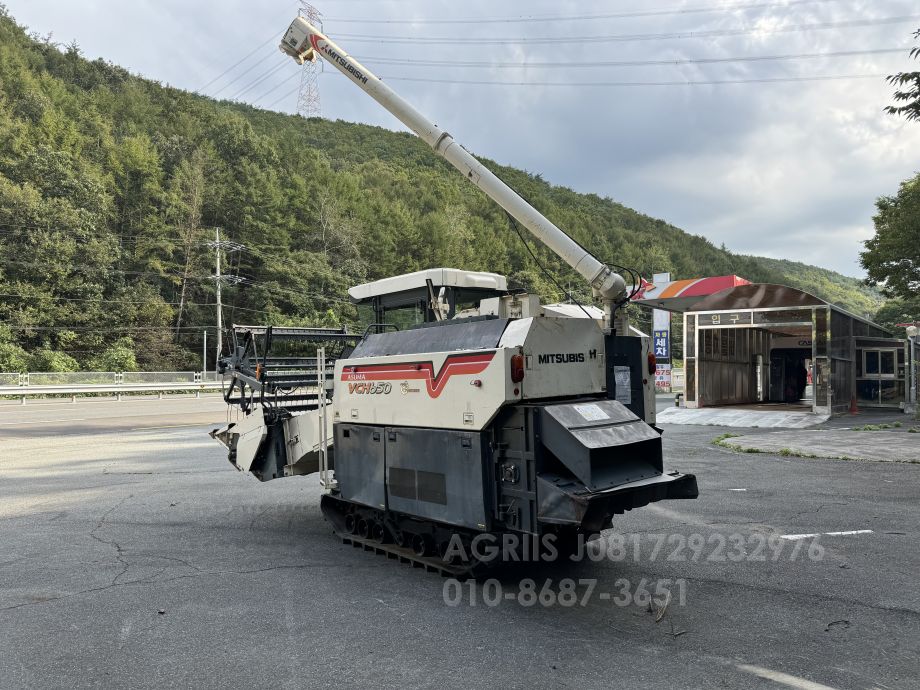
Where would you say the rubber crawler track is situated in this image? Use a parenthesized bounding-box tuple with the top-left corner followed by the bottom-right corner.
(321, 494, 486, 579)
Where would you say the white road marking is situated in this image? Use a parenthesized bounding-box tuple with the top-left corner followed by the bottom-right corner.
(781, 530, 874, 541)
(0, 418, 88, 426)
(727, 488, 748, 492)
(130, 423, 213, 431)
(736, 664, 838, 690)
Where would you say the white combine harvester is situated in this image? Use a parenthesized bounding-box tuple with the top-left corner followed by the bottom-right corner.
(211, 16, 697, 575)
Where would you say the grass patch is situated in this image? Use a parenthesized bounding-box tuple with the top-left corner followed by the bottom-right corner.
(850, 423, 901, 431)
(712, 432, 740, 446)
(776, 448, 820, 459)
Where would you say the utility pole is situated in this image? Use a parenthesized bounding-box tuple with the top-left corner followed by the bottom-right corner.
(202, 330, 207, 376)
(206, 229, 245, 374)
(215, 227, 222, 370)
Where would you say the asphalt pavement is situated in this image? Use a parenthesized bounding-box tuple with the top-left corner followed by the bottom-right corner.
(1, 396, 918, 689)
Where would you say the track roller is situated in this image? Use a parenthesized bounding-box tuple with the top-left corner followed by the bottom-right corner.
(319, 494, 487, 579)
(411, 533, 432, 557)
(371, 522, 390, 544)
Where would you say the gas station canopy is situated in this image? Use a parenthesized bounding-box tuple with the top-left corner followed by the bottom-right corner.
(636, 275, 914, 415)
(634, 275, 751, 313)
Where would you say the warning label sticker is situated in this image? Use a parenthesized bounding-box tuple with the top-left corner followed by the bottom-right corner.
(614, 366, 632, 405)
(573, 403, 608, 422)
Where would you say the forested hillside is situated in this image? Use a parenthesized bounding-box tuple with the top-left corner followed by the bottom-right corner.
(734, 256, 882, 318)
(0, 9, 883, 371)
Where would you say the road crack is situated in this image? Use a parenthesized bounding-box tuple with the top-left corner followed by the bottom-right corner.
(88, 495, 132, 586)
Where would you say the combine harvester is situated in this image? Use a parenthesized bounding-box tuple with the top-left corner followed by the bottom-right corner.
(211, 16, 698, 575)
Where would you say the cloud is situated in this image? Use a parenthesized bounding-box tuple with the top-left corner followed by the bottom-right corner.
(6, 0, 920, 276)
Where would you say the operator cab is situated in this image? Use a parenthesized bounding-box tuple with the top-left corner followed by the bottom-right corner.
(350, 267, 617, 331)
(350, 268, 512, 329)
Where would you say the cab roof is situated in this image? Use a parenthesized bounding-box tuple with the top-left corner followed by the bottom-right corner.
(348, 268, 508, 304)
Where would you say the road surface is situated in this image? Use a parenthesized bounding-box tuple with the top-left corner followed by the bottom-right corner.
(1, 397, 917, 688)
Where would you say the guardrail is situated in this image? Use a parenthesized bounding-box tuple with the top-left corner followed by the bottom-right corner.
(0, 371, 225, 404)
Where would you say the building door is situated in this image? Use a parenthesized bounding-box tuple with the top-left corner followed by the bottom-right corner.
(858, 348, 897, 406)
(769, 354, 785, 402)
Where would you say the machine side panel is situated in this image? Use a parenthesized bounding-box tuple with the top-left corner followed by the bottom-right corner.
(334, 423, 386, 509)
(606, 335, 655, 424)
(492, 405, 539, 535)
(334, 348, 517, 430)
(384, 427, 490, 530)
(503, 318, 606, 401)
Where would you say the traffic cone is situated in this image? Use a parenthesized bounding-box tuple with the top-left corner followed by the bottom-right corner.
(849, 395, 859, 415)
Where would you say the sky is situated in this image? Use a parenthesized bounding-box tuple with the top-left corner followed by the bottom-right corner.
(5, 0, 920, 278)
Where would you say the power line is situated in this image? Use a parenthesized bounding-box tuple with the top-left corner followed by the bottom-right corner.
(267, 83, 303, 110)
(0, 253, 350, 305)
(0, 259, 215, 281)
(209, 51, 278, 98)
(228, 59, 293, 101)
(234, 276, 355, 305)
(356, 47, 907, 70)
(377, 72, 886, 87)
(194, 2, 300, 93)
(0, 225, 228, 247)
(0, 293, 273, 316)
(251, 69, 303, 104)
(329, 15, 920, 45)
(5, 326, 223, 332)
(196, 30, 284, 93)
(325, 0, 845, 24)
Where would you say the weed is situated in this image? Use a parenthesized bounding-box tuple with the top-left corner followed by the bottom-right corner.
(712, 432, 740, 446)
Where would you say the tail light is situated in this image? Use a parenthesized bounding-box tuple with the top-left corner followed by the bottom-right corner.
(510, 354, 525, 383)
(647, 352, 657, 376)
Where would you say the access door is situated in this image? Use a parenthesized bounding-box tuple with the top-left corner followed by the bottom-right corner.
(858, 348, 898, 406)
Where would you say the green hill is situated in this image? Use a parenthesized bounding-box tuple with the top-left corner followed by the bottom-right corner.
(0, 9, 883, 371)
(734, 255, 882, 319)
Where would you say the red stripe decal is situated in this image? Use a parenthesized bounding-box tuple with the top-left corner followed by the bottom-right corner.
(341, 352, 496, 398)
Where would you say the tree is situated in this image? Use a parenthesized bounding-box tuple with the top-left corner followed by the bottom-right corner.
(885, 29, 920, 121)
(873, 295, 920, 332)
(87, 337, 137, 371)
(166, 150, 207, 335)
(861, 174, 920, 303)
(0, 326, 29, 371)
(28, 348, 79, 372)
